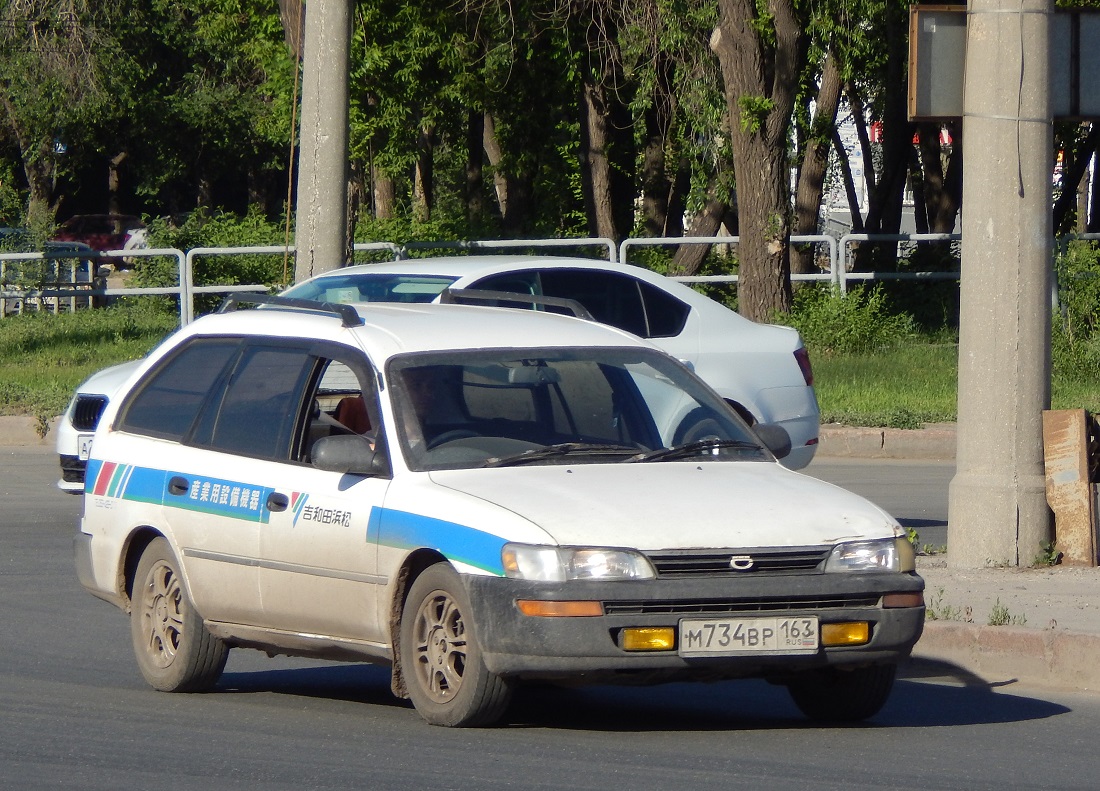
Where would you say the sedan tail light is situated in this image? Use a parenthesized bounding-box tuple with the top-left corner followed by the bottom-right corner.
(793, 347, 813, 386)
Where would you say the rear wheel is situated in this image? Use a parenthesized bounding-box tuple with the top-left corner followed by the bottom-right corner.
(130, 537, 228, 692)
(786, 664, 896, 722)
(399, 563, 513, 727)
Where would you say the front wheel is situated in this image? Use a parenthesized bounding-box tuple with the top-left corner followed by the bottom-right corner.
(786, 664, 896, 722)
(130, 537, 228, 692)
(399, 563, 513, 727)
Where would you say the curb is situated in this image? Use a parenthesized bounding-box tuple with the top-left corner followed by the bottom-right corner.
(816, 423, 956, 461)
(911, 621, 1100, 693)
(0, 415, 59, 447)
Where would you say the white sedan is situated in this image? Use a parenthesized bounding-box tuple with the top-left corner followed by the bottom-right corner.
(56, 256, 819, 492)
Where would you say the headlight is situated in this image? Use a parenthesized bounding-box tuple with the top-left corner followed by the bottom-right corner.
(502, 544, 657, 582)
(825, 537, 915, 573)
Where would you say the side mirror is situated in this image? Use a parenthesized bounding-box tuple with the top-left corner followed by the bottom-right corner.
(311, 435, 388, 476)
(752, 423, 792, 460)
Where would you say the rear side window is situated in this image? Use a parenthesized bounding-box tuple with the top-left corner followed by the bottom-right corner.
(639, 280, 690, 337)
(535, 269, 690, 339)
(117, 339, 240, 440)
(191, 345, 315, 459)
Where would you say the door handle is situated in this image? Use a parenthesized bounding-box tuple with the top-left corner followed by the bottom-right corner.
(266, 492, 289, 512)
(167, 476, 189, 496)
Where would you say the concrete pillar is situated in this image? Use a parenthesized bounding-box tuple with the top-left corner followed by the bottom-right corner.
(294, 0, 352, 284)
(947, 0, 1054, 567)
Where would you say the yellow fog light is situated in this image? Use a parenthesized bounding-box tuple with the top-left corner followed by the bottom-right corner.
(516, 600, 603, 617)
(821, 622, 870, 646)
(622, 627, 676, 652)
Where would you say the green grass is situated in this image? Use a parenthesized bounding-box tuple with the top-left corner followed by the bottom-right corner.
(2, 306, 1099, 429)
(813, 344, 958, 428)
(0, 304, 177, 420)
(814, 341, 1100, 427)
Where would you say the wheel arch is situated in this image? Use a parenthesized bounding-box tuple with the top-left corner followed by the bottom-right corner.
(387, 547, 449, 699)
(119, 526, 168, 612)
(724, 398, 757, 426)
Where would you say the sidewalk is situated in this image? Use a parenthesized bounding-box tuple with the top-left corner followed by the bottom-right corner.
(8, 414, 1100, 695)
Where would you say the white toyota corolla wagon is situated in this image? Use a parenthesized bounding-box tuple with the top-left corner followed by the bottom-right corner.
(75, 295, 922, 727)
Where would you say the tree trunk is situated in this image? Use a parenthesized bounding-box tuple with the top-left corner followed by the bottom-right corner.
(465, 110, 485, 227)
(483, 112, 509, 220)
(668, 189, 731, 277)
(850, 6, 913, 271)
(791, 50, 842, 275)
(413, 125, 433, 223)
(580, 80, 619, 240)
(372, 167, 395, 220)
(277, 0, 305, 60)
(712, 0, 805, 321)
(640, 59, 677, 237)
(108, 151, 128, 216)
(483, 112, 532, 236)
(832, 129, 865, 233)
(916, 121, 962, 233)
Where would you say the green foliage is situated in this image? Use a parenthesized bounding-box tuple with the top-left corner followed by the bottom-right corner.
(987, 599, 1027, 627)
(925, 588, 966, 622)
(779, 284, 918, 356)
(1053, 240, 1100, 386)
(1034, 540, 1063, 567)
(737, 95, 775, 134)
(0, 303, 176, 417)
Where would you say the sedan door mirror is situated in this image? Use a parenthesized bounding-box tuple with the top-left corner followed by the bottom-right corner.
(752, 423, 792, 460)
(311, 435, 388, 476)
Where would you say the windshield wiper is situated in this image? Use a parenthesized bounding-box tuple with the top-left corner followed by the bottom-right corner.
(482, 442, 640, 468)
(627, 438, 764, 463)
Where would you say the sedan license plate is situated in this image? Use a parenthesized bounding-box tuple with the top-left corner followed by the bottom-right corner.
(679, 616, 819, 656)
(77, 433, 94, 461)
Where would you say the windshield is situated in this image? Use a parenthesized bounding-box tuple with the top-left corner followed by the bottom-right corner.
(282, 272, 457, 304)
(387, 347, 771, 471)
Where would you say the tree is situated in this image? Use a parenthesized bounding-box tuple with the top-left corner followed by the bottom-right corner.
(0, 0, 115, 229)
(711, 0, 806, 321)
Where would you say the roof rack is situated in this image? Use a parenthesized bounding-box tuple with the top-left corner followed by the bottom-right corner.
(216, 293, 364, 328)
(439, 288, 594, 321)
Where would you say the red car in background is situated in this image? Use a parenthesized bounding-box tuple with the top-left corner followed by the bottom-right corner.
(53, 214, 145, 252)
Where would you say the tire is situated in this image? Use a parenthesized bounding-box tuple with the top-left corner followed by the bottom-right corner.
(399, 563, 513, 727)
(673, 407, 725, 445)
(130, 537, 229, 693)
(786, 664, 897, 723)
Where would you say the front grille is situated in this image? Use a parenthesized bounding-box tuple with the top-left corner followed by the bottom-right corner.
(72, 395, 109, 431)
(602, 594, 880, 617)
(646, 547, 831, 578)
(59, 455, 87, 483)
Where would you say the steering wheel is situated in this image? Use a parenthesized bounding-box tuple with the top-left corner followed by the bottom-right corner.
(427, 429, 480, 449)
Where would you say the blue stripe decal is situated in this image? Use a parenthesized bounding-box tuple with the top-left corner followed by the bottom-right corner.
(377, 508, 507, 576)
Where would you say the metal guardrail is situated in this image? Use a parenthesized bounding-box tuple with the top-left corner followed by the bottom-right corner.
(5, 232, 1098, 324)
(620, 235, 841, 288)
(1, 248, 190, 322)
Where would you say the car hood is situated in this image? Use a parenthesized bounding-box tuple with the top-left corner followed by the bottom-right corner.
(428, 463, 899, 550)
(77, 359, 143, 397)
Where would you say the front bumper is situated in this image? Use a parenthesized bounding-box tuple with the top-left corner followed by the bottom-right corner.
(58, 454, 86, 493)
(464, 571, 924, 680)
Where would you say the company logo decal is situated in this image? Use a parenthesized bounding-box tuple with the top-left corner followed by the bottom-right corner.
(178, 475, 275, 523)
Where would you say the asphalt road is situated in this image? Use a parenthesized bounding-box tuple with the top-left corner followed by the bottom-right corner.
(4, 448, 1099, 790)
